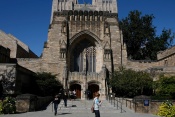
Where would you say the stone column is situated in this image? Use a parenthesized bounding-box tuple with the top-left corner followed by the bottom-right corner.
(82, 70, 86, 100)
(101, 64, 107, 100)
(63, 65, 68, 89)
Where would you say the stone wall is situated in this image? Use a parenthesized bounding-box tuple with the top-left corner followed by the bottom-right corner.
(126, 60, 158, 71)
(16, 94, 52, 112)
(122, 98, 175, 114)
(0, 30, 17, 58)
(0, 63, 38, 95)
(157, 45, 175, 60)
(17, 58, 42, 73)
(157, 52, 175, 67)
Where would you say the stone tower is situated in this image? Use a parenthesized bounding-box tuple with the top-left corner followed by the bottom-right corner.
(40, 0, 126, 100)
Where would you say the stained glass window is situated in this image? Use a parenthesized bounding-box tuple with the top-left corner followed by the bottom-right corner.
(71, 39, 96, 72)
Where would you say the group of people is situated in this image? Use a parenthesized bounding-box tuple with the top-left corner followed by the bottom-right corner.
(69, 90, 76, 100)
(52, 88, 102, 117)
(52, 89, 76, 116)
(52, 88, 68, 116)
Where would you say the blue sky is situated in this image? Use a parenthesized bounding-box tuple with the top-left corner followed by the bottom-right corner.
(0, 0, 175, 57)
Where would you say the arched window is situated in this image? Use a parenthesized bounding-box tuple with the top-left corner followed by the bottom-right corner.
(86, 47, 96, 72)
(71, 39, 96, 72)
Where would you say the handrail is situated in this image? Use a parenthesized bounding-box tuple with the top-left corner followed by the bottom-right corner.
(107, 94, 125, 113)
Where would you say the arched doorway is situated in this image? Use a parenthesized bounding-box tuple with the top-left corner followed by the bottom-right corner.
(70, 84, 81, 99)
(88, 84, 99, 99)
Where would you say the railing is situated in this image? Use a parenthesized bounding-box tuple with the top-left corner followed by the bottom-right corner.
(107, 94, 126, 113)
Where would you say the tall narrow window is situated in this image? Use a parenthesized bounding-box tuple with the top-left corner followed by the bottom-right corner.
(86, 47, 96, 72)
(71, 39, 96, 72)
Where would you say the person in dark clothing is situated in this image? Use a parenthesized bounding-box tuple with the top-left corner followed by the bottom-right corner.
(87, 90, 91, 100)
(59, 88, 64, 99)
(52, 95, 60, 116)
(69, 90, 73, 100)
(63, 92, 68, 107)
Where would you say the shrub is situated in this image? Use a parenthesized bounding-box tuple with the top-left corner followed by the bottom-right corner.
(0, 97, 16, 114)
(156, 76, 175, 99)
(35, 72, 62, 96)
(157, 100, 175, 117)
(0, 101, 3, 114)
(110, 67, 153, 97)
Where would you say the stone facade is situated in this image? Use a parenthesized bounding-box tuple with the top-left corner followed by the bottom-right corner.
(0, 63, 38, 95)
(18, 0, 123, 100)
(1, 0, 175, 100)
(0, 30, 38, 95)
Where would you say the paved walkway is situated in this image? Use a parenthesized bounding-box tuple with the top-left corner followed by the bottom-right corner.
(3, 100, 158, 117)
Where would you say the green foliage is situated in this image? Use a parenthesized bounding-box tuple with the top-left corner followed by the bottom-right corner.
(0, 97, 16, 114)
(157, 100, 175, 117)
(155, 76, 175, 99)
(0, 101, 3, 114)
(110, 67, 153, 97)
(119, 10, 175, 60)
(35, 72, 62, 96)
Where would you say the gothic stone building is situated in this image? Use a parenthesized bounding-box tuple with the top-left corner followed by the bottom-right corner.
(0, 30, 38, 95)
(19, 0, 125, 100)
(1, 0, 175, 99)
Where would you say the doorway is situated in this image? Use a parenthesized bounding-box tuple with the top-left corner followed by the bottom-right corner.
(88, 84, 99, 99)
(70, 84, 81, 99)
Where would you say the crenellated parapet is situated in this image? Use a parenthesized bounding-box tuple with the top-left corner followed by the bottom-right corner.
(53, 10, 118, 22)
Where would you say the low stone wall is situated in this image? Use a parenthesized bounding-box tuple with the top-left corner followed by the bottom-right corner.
(16, 94, 53, 113)
(122, 98, 175, 114)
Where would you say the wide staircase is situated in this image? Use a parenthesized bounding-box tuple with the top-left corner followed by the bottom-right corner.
(3, 99, 158, 117)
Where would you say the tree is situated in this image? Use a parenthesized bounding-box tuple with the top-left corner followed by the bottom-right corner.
(156, 76, 175, 99)
(0, 67, 15, 96)
(110, 67, 153, 97)
(35, 72, 62, 96)
(119, 10, 175, 60)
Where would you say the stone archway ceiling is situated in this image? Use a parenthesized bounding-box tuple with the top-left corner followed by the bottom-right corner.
(88, 80, 101, 85)
(69, 80, 82, 85)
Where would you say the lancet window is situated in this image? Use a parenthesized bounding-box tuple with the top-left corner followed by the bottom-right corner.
(71, 40, 96, 72)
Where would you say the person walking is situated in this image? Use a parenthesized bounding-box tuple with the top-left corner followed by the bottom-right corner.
(63, 92, 68, 107)
(59, 88, 64, 99)
(69, 90, 73, 100)
(93, 93, 102, 117)
(52, 95, 60, 116)
(73, 90, 76, 100)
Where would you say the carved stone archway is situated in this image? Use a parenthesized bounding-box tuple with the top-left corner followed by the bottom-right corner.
(88, 84, 99, 99)
(68, 31, 102, 73)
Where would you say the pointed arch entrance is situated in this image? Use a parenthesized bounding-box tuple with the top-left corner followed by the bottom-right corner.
(88, 84, 99, 99)
(68, 31, 105, 100)
(70, 39, 96, 72)
(69, 31, 102, 73)
(70, 84, 81, 99)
